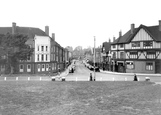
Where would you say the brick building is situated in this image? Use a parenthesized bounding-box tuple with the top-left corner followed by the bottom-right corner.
(0, 22, 69, 74)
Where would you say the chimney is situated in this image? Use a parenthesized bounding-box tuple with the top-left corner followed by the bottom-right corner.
(119, 30, 122, 37)
(131, 24, 135, 34)
(52, 33, 55, 41)
(45, 26, 49, 35)
(12, 22, 16, 34)
(109, 38, 111, 43)
(113, 36, 115, 42)
(159, 20, 161, 31)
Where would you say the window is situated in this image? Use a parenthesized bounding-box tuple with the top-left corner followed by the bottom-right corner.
(132, 42, 140, 48)
(27, 64, 31, 72)
(56, 47, 58, 54)
(51, 47, 53, 52)
(56, 55, 58, 61)
(53, 54, 55, 61)
(27, 64, 31, 69)
(120, 44, 124, 48)
(55, 63, 57, 70)
(147, 51, 155, 59)
(42, 64, 45, 71)
(46, 64, 49, 71)
(19, 64, 24, 72)
(130, 52, 137, 59)
(46, 46, 48, 51)
(37, 64, 40, 72)
(37, 54, 39, 61)
(41, 46, 44, 51)
(27, 56, 31, 62)
(126, 61, 134, 69)
(52, 63, 54, 70)
(113, 45, 116, 48)
(113, 52, 116, 59)
(120, 52, 125, 59)
(37, 45, 39, 51)
(146, 62, 153, 70)
(53, 46, 55, 52)
(41, 55, 44, 61)
(51, 54, 53, 61)
(46, 54, 48, 61)
(143, 41, 153, 48)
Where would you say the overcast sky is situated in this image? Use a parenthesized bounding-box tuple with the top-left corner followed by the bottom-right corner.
(1, 0, 161, 49)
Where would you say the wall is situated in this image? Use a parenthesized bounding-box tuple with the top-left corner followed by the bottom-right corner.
(126, 61, 155, 73)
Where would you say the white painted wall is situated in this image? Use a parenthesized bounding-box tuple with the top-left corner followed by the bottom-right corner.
(132, 28, 153, 41)
(34, 35, 51, 62)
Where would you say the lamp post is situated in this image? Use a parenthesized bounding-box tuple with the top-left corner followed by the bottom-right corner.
(93, 36, 96, 81)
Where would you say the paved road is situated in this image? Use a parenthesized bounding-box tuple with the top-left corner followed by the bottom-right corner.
(66, 60, 161, 82)
(0, 60, 160, 82)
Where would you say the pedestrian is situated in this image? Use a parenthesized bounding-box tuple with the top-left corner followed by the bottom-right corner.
(133, 74, 138, 81)
(58, 66, 60, 75)
(90, 73, 93, 81)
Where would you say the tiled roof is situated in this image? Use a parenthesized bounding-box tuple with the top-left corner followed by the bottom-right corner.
(112, 24, 161, 44)
(0, 27, 47, 38)
(0, 26, 62, 47)
(145, 25, 161, 42)
(112, 28, 138, 45)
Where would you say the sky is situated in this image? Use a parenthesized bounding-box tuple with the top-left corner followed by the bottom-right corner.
(1, 0, 161, 49)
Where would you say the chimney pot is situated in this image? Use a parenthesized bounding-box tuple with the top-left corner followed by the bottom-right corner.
(119, 30, 122, 37)
(113, 37, 115, 42)
(52, 33, 55, 41)
(45, 26, 49, 35)
(159, 20, 161, 31)
(131, 24, 135, 34)
(12, 22, 16, 34)
(109, 38, 111, 43)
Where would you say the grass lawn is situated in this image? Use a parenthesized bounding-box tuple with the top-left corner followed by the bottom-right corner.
(0, 81, 161, 115)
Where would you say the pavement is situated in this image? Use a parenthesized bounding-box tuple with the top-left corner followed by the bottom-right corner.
(100, 69, 161, 76)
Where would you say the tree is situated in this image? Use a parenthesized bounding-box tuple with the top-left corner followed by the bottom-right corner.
(0, 33, 34, 74)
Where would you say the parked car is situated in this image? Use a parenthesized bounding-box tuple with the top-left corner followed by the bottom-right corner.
(69, 65, 75, 73)
(51, 76, 66, 81)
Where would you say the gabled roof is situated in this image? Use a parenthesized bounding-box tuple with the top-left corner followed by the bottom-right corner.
(112, 24, 161, 45)
(112, 27, 138, 45)
(102, 42, 111, 52)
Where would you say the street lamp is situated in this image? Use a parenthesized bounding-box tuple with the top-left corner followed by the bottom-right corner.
(93, 36, 96, 81)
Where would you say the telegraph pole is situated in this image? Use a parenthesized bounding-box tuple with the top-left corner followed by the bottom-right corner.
(94, 36, 96, 81)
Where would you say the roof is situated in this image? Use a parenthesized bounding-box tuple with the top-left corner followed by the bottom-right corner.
(145, 25, 161, 42)
(112, 24, 161, 45)
(0, 27, 47, 38)
(102, 42, 111, 52)
(0, 26, 64, 48)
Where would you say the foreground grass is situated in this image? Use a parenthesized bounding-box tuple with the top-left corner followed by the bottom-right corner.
(0, 81, 161, 115)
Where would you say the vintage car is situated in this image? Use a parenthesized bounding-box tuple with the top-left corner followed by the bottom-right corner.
(51, 76, 65, 81)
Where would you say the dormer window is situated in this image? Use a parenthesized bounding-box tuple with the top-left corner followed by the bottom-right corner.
(143, 41, 153, 48)
(132, 42, 140, 49)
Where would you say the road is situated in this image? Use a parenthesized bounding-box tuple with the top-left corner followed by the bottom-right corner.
(66, 60, 161, 82)
(0, 60, 160, 83)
